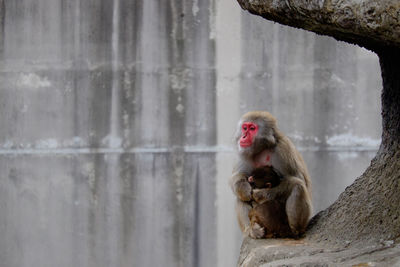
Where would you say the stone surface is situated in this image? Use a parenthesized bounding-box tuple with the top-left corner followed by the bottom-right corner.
(238, 238, 400, 267)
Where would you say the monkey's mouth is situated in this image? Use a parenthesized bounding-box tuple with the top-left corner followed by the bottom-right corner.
(239, 141, 252, 148)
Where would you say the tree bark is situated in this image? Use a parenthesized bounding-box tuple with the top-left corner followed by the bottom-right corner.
(238, 0, 400, 247)
(237, 0, 400, 51)
(379, 48, 400, 150)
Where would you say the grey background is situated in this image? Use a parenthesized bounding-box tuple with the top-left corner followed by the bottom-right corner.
(0, 0, 381, 266)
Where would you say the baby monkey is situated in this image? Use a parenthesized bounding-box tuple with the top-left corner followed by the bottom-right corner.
(248, 166, 280, 189)
(248, 166, 292, 238)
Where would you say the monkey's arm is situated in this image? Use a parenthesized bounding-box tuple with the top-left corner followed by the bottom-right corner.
(252, 179, 290, 204)
(252, 186, 280, 204)
(274, 136, 312, 190)
(251, 176, 297, 204)
(230, 172, 252, 202)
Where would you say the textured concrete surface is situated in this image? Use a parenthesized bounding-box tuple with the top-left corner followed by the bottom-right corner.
(0, 0, 381, 266)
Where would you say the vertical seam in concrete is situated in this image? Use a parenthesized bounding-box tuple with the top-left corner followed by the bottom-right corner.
(111, 0, 121, 141)
(193, 162, 200, 267)
(105, 0, 122, 266)
(0, 0, 5, 57)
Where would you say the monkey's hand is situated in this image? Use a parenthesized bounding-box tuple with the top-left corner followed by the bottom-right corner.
(248, 223, 265, 239)
(234, 180, 252, 202)
(248, 176, 254, 183)
(252, 188, 274, 204)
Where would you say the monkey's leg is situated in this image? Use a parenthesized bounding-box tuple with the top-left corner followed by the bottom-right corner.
(235, 199, 251, 233)
(285, 182, 312, 237)
(235, 199, 264, 238)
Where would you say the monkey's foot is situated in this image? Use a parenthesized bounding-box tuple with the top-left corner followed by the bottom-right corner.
(249, 223, 265, 239)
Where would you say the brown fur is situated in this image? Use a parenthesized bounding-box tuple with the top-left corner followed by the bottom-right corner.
(230, 111, 312, 238)
(248, 166, 280, 189)
(248, 166, 292, 238)
(249, 201, 292, 238)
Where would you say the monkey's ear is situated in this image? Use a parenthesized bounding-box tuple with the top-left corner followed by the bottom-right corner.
(265, 134, 276, 145)
(264, 128, 277, 145)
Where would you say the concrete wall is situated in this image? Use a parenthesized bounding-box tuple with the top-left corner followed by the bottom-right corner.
(0, 0, 381, 266)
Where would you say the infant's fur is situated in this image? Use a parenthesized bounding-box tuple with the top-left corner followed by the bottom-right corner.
(248, 166, 292, 238)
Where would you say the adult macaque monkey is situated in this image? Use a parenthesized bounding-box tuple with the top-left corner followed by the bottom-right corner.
(230, 111, 312, 238)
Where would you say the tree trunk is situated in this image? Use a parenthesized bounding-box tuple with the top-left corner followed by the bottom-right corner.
(306, 48, 400, 246)
(379, 48, 400, 150)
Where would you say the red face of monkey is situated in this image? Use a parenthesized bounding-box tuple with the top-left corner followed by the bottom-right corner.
(239, 122, 258, 148)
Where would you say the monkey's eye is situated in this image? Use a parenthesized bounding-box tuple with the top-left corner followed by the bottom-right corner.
(242, 125, 247, 131)
(250, 126, 256, 131)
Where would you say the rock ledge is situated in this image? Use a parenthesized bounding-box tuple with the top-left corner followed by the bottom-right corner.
(238, 238, 400, 267)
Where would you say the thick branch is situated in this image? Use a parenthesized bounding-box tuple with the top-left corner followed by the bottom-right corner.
(237, 0, 400, 50)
